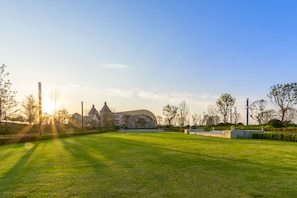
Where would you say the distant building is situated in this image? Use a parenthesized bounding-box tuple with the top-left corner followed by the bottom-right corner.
(72, 102, 157, 128)
(114, 110, 157, 128)
(100, 102, 114, 128)
(88, 105, 100, 127)
(72, 113, 82, 120)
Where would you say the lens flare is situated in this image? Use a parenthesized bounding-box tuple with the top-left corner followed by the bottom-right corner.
(24, 142, 34, 150)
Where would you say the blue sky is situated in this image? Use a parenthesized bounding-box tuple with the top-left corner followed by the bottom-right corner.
(1, 0, 297, 122)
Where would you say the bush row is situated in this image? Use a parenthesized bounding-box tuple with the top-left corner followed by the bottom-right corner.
(0, 130, 108, 145)
(253, 132, 297, 142)
(264, 128, 297, 133)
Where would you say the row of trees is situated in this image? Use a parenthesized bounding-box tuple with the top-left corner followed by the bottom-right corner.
(161, 101, 189, 127)
(21, 93, 70, 124)
(160, 82, 297, 127)
(250, 83, 297, 125)
(0, 64, 70, 124)
(160, 94, 239, 127)
(2, 64, 297, 126)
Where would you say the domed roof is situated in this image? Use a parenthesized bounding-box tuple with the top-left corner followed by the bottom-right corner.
(116, 109, 156, 121)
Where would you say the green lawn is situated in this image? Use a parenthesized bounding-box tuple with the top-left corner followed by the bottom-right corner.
(1, 132, 297, 197)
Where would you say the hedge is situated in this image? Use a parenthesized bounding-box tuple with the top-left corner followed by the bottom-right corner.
(0, 130, 108, 145)
(253, 132, 297, 142)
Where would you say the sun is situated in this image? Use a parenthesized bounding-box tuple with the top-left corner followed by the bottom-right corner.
(42, 98, 56, 115)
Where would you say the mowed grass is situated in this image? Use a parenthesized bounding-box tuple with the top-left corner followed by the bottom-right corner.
(1, 132, 297, 198)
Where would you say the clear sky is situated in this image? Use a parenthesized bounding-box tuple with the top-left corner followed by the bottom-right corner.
(1, 0, 297, 123)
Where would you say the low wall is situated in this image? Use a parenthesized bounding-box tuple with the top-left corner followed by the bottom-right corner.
(231, 130, 263, 138)
(184, 129, 205, 134)
(185, 129, 263, 139)
(119, 129, 165, 132)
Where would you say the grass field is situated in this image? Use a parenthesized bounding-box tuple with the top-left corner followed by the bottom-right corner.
(1, 132, 297, 197)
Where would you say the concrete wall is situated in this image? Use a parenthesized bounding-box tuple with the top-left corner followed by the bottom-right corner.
(185, 129, 263, 139)
(184, 129, 205, 134)
(119, 129, 165, 132)
(230, 130, 263, 138)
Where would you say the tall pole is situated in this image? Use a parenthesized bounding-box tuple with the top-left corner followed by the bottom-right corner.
(38, 82, 42, 134)
(230, 108, 232, 124)
(81, 101, 84, 132)
(246, 98, 249, 126)
(0, 98, 2, 125)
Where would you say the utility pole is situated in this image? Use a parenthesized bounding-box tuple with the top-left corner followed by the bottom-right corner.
(38, 82, 43, 135)
(230, 107, 232, 124)
(81, 101, 84, 132)
(0, 98, 2, 125)
(246, 98, 249, 126)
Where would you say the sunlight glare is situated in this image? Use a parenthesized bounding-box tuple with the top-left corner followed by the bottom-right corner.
(43, 98, 56, 115)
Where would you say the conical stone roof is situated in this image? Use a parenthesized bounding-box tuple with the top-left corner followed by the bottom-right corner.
(100, 102, 112, 114)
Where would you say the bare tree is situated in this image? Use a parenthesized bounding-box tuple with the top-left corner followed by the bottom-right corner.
(192, 114, 199, 126)
(268, 83, 297, 122)
(216, 93, 236, 123)
(232, 107, 241, 124)
(202, 114, 220, 126)
(197, 115, 202, 125)
(207, 105, 217, 118)
(283, 108, 297, 124)
(204, 105, 220, 125)
(249, 99, 268, 125)
(50, 88, 60, 117)
(178, 100, 189, 127)
(156, 115, 163, 126)
(162, 104, 178, 126)
(262, 109, 277, 124)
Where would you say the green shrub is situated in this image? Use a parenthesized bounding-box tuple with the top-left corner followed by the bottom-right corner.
(253, 132, 297, 142)
(268, 119, 284, 128)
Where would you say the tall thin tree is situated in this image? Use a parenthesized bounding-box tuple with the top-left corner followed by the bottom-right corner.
(0, 64, 17, 123)
(22, 94, 38, 124)
(216, 93, 236, 123)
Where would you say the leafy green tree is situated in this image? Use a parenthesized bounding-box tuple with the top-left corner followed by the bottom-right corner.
(162, 104, 178, 126)
(0, 64, 17, 121)
(216, 93, 236, 123)
(268, 83, 297, 122)
(202, 114, 220, 126)
(22, 94, 38, 124)
(268, 119, 284, 128)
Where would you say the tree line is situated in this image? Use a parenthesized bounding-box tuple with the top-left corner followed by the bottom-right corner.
(160, 83, 297, 127)
(2, 64, 297, 127)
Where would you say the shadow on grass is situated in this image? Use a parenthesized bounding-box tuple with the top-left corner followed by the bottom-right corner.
(103, 133, 297, 173)
(1, 143, 39, 182)
(59, 137, 113, 173)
